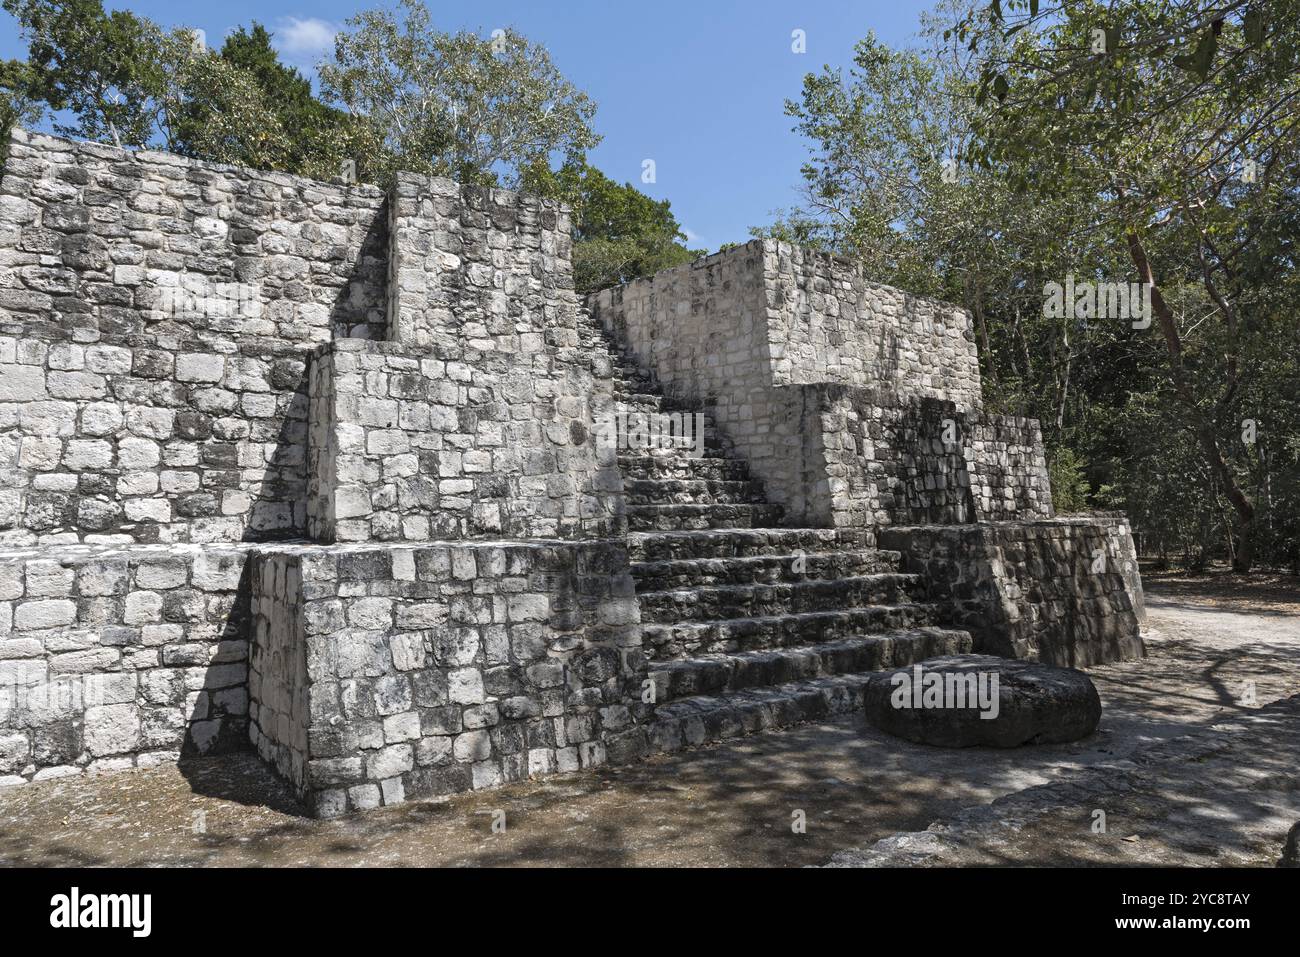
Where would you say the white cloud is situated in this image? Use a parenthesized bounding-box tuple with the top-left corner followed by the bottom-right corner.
(683, 227, 704, 245)
(273, 16, 339, 65)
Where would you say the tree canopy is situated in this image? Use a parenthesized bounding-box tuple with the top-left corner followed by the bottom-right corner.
(759, 0, 1300, 571)
(556, 162, 703, 293)
(318, 0, 599, 192)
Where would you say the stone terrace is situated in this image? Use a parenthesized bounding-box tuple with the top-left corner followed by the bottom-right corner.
(0, 128, 1144, 817)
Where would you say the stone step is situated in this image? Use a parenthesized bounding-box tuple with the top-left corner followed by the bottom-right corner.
(602, 364, 651, 379)
(637, 573, 927, 623)
(607, 363, 656, 382)
(624, 478, 766, 507)
(612, 441, 730, 461)
(586, 340, 643, 365)
(618, 455, 750, 481)
(626, 503, 785, 531)
(595, 347, 643, 369)
(647, 628, 973, 703)
(610, 396, 720, 429)
(608, 390, 665, 408)
(614, 388, 710, 408)
(643, 674, 873, 754)
(610, 387, 664, 402)
(601, 368, 655, 387)
(627, 527, 877, 563)
(642, 603, 944, 658)
(631, 549, 903, 590)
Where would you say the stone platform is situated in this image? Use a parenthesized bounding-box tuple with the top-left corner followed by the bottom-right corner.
(0, 127, 1144, 816)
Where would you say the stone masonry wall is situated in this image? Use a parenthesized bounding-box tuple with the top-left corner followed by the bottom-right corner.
(765, 242, 982, 407)
(378, 172, 623, 540)
(0, 543, 251, 784)
(247, 551, 307, 793)
(387, 171, 573, 349)
(249, 541, 643, 817)
(587, 239, 985, 526)
(762, 386, 1053, 529)
(880, 516, 1145, 667)
(0, 128, 389, 544)
(0, 130, 642, 793)
(0, 128, 387, 345)
(967, 414, 1054, 521)
(1, 132, 625, 547)
(307, 338, 623, 542)
(0, 332, 311, 543)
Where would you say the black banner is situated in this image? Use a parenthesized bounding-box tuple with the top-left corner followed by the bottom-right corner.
(0, 866, 1285, 944)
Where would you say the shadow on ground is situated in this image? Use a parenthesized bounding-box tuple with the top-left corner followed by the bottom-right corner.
(1, 579, 1296, 867)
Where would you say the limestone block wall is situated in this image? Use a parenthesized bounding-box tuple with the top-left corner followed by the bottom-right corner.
(0, 129, 643, 793)
(0, 333, 311, 543)
(966, 414, 1054, 521)
(0, 130, 626, 547)
(761, 385, 1053, 529)
(0, 128, 392, 545)
(307, 339, 623, 542)
(765, 242, 982, 407)
(879, 516, 1145, 667)
(0, 543, 251, 784)
(587, 239, 986, 526)
(387, 172, 574, 349)
(248, 541, 643, 817)
(0, 128, 388, 345)
(368, 174, 622, 540)
(247, 552, 307, 793)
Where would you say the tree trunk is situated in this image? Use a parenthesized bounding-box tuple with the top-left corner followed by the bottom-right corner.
(1055, 320, 1071, 431)
(971, 291, 997, 387)
(1233, 517, 1255, 574)
(1126, 231, 1256, 572)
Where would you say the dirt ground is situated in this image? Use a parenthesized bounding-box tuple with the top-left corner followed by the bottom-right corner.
(1141, 563, 1300, 614)
(0, 571, 1296, 868)
(829, 692, 1300, 867)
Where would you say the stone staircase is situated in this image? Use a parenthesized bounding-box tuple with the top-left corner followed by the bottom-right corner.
(587, 321, 973, 753)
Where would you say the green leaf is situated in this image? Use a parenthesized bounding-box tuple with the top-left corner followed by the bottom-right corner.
(992, 73, 1009, 102)
(1173, 28, 1218, 80)
(1243, 7, 1266, 46)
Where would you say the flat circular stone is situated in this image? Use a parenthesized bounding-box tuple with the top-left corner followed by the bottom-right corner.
(863, 654, 1101, 748)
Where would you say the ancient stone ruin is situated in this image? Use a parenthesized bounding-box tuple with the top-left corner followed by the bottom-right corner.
(0, 128, 1145, 816)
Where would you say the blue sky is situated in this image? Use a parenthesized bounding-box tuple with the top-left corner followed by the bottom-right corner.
(1, 0, 939, 249)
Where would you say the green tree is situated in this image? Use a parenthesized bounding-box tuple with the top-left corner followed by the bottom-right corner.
(753, 19, 1117, 429)
(763, 1, 1300, 572)
(5, 0, 295, 170)
(5, 0, 158, 147)
(959, 0, 1300, 571)
(555, 162, 703, 293)
(203, 24, 354, 178)
(150, 29, 291, 169)
(0, 57, 44, 160)
(319, 0, 599, 191)
(1047, 447, 1091, 514)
